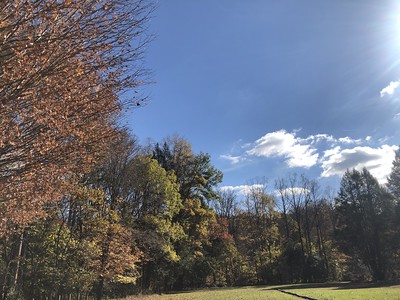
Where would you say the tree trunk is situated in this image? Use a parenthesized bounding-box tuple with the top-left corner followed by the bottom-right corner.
(1, 236, 10, 300)
(96, 276, 104, 300)
(11, 232, 24, 294)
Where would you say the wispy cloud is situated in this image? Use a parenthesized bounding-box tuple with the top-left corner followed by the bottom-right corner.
(220, 154, 244, 165)
(303, 134, 363, 145)
(220, 184, 266, 196)
(380, 81, 400, 97)
(338, 137, 362, 144)
(274, 187, 310, 197)
(303, 134, 336, 144)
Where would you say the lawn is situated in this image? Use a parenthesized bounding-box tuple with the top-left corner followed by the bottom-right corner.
(124, 286, 294, 300)
(275, 282, 400, 300)
(124, 282, 400, 300)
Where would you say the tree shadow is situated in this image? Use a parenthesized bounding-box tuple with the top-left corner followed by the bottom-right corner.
(165, 286, 256, 294)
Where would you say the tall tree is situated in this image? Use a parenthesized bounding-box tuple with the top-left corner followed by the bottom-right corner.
(242, 183, 280, 284)
(386, 149, 400, 275)
(335, 168, 395, 281)
(275, 174, 335, 282)
(213, 189, 238, 235)
(0, 0, 153, 234)
(151, 136, 224, 289)
(152, 136, 223, 203)
(87, 134, 184, 294)
(387, 148, 400, 200)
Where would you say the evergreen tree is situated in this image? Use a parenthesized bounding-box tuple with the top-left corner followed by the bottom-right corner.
(387, 148, 400, 200)
(335, 168, 395, 280)
(386, 148, 400, 277)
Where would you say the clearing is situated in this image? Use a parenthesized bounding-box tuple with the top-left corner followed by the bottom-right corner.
(124, 282, 400, 300)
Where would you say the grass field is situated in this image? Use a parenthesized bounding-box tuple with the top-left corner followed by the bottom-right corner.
(124, 282, 400, 300)
(275, 282, 400, 300)
(125, 286, 294, 300)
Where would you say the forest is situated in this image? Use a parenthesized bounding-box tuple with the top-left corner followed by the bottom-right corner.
(1, 0, 400, 299)
(1, 131, 400, 299)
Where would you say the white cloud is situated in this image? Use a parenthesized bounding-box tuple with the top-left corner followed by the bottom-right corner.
(274, 187, 310, 197)
(246, 130, 319, 168)
(380, 81, 400, 97)
(303, 134, 336, 144)
(321, 145, 399, 183)
(220, 184, 266, 196)
(338, 136, 362, 144)
(222, 130, 373, 168)
(303, 134, 363, 145)
(220, 154, 243, 165)
(221, 131, 396, 183)
(323, 146, 341, 158)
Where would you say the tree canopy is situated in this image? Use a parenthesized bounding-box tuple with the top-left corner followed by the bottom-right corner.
(0, 0, 152, 234)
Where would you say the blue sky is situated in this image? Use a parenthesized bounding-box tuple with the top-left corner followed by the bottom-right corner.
(125, 0, 400, 194)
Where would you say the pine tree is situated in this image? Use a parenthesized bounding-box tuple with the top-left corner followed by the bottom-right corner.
(387, 148, 400, 200)
(335, 168, 395, 280)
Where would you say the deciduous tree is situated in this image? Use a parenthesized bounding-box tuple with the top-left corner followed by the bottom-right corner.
(0, 0, 152, 234)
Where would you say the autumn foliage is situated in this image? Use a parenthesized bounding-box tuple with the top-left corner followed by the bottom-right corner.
(0, 0, 152, 234)
(2, 1, 400, 299)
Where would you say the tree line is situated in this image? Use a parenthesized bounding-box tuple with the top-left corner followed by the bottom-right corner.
(1, 0, 400, 299)
(1, 131, 400, 299)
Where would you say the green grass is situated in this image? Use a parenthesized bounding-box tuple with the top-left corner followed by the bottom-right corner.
(123, 282, 400, 300)
(277, 282, 400, 300)
(123, 286, 294, 300)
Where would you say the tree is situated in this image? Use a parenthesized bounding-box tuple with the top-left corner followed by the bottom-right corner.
(387, 148, 400, 200)
(335, 168, 395, 280)
(207, 216, 239, 286)
(386, 149, 400, 276)
(0, 185, 141, 300)
(0, 0, 153, 234)
(67, 187, 141, 300)
(212, 189, 238, 235)
(124, 155, 184, 293)
(151, 136, 224, 289)
(173, 198, 217, 289)
(21, 217, 97, 299)
(152, 136, 223, 203)
(241, 182, 280, 284)
(275, 174, 335, 282)
(86, 134, 185, 294)
(274, 174, 309, 282)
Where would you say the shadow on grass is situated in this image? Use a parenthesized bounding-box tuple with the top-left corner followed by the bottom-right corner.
(264, 281, 400, 291)
(165, 285, 258, 294)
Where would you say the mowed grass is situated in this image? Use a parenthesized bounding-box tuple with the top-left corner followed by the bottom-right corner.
(123, 282, 400, 300)
(124, 286, 294, 300)
(277, 282, 400, 300)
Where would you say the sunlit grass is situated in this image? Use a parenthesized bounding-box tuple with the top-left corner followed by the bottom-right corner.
(122, 283, 400, 300)
(283, 283, 400, 300)
(123, 286, 294, 300)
